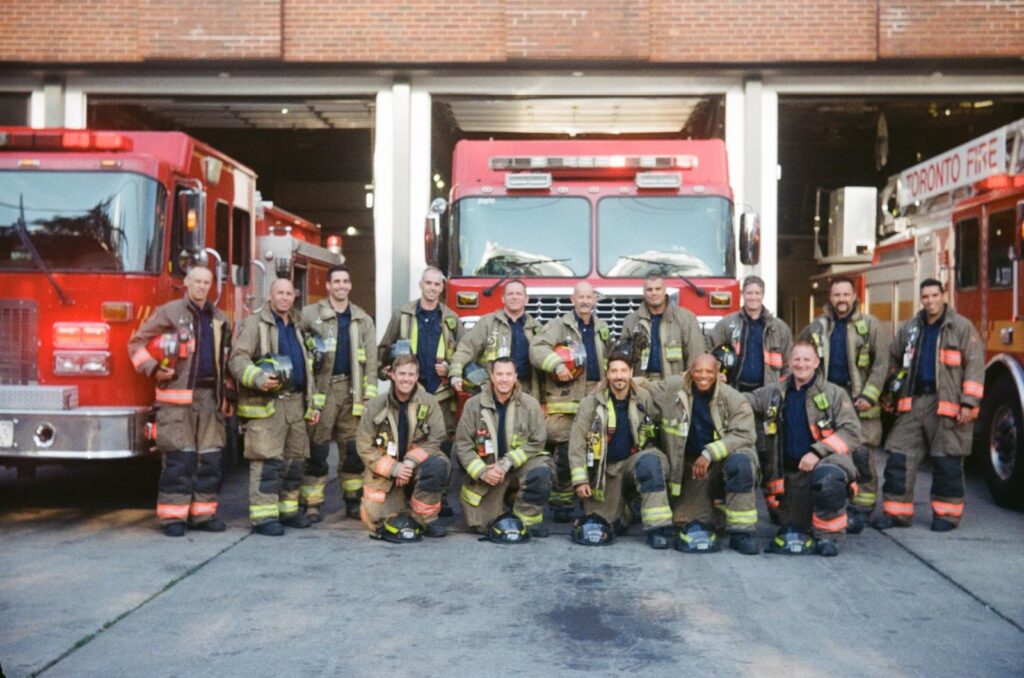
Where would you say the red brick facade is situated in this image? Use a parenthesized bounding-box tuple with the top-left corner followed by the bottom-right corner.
(1, 0, 1020, 64)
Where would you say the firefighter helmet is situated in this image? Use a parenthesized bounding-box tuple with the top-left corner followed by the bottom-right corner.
(550, 341, 587, 381)
(482, 513, 530, 545)
(254, 354, 295, 393)
(146, 328, 193, 370)
(571, 513, 614, 546)
(675, 520, 722, 554)
(769, 525, 816, 555)
(306, 334, 329, 373)
(711, 343, 738, 380)
(461, 361, 489, 394)
(376, 513, 423, 543)
(390, 339, 414, 360)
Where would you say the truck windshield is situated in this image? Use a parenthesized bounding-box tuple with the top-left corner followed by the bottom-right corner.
(455, 196, 590, 277)
(0, 171, 165, 273)
(597, 196, 734, 277)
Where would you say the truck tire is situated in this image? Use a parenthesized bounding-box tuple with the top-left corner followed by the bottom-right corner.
(983, 378, 1024, 510)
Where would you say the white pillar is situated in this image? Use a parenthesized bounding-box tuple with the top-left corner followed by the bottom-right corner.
(740, 79, 778, 311)
(725, 86, 746, 274)
(406, 90, 432, 299)
(373, 88, 396, 340)
(29, 90, 46, 128)
(64, 89, 87, 128)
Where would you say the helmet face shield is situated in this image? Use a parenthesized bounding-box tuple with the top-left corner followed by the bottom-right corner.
(462, 362, 489, 393)
(483, 513, 530, 544)
(675, 520, 721, 554)
(255, 354, 295, 393)
(571, 513, 614, 546)
(390, 339, 414, 360)
(377, 513, 423, 543)
(769, 526, 816, 555)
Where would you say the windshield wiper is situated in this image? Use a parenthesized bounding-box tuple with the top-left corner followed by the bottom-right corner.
(622, 256, 706, 298)
(481, 256, 571, 297)
(15, 194, 74, 306)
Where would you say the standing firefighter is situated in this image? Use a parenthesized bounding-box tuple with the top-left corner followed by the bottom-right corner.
(455, 358, 551, 538)
(651, 354, 760, 555)
(798, 277, 890, 533)
(874, 279, 984, 533)
(529, 281, 614, 522)
(745, 342, 861, 557)
(230, 278, 319, 536)
(128, 266, 231, 537)
(619, 274, 706, 380)
(568, 352, 675, 548)
(450, 279, 543, 399)
(356, 354, 451, 539)
(301, 264, 378, 521)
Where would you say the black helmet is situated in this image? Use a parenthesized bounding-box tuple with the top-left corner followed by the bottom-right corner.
(306, 335, 329, 373)
(711, 343, 738, 379)
(376, 513, 423, 543)
(254, 354, 295, 393)
(462, 361, 489, 394)
(482, 513, 530, 545)
(571, 513, 614, 546)
(675, 520, 721, 554)
(768, 525, 816, 555)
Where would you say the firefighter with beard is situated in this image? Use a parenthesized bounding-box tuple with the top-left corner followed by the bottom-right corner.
(619, 273, 706, 381)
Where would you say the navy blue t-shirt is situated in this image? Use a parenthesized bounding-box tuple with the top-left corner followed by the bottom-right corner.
(827, 318, 851, 387)
(273, 312, 305, 391)
(685, 389, 715, 457)
(647, 314, 664, 374)
(737, 315, 765, 387)
(396, 399, 409, 459)
(332, 307, 352, 376)
(494, 395, 509, 458)
(916, 314, 943, 391)
(782, 377, 815, 462)
(416, 305, 443, 392)
(507, 315, 531, 381)
(607, 396, 633, 463)
(190, 299, 216, 381)
(576, 314, 600, 382)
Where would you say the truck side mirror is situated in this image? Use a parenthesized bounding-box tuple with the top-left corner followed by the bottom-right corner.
(425, 197, 448, 269)
(739, 211, 761, 266)
(176, 188, 207, 271)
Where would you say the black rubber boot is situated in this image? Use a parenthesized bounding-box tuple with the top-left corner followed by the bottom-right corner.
(253, 521, 285, 537)
(728, 532, 758, 555)
(162, 522, 186, 537)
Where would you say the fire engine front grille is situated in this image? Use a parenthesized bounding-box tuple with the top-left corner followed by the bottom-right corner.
(526, 294, 644, 337)
(0, 300, 38, 385)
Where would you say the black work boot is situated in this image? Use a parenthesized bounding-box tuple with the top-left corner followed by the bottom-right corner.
(816, 538, 839, 557)
(162, 521, 186, 538)
(424, 521, 447, 538)
(871, 514, 906, 531)
(305, 506, 324, 524)
(846, 510, 867, 535)
(192, 518, 226, 533)
(552, 506, 573, 523)
(646, 526, 674, 550)
(344, 498, 361, 520)
(253, 521, 285, 537)
(282, 513, 313, 529)
(439, 497, 454, 518)
(528, 524, 550, 539)
(931, 517, 957, 532)
(728, 532, 758, 555)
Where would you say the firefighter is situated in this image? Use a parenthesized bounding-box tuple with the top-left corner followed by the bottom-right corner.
(128, 266, 232, 537)
(229, 278, 319, 537)
(873, 279, 984, 532)
(300, 264, 378, 522)
(619, 273, 706, 380)
(798, 276, 891, 533)
(568, 352, 675, 548)
(529, 281, 614, 522)
(745, 342, 861, 556)
(455, 357, 551, 538)
(650, 353, 760, 555)
(450, 279, 544, 399)
(377, 266, 464, 437)
(356, 353, 450, 538)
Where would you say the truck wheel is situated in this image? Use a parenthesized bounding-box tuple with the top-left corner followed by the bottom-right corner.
(984, 378, 1024, 510)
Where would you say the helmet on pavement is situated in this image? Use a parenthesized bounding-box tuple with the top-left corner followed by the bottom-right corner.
(461, 361, 489, 394)
(550, 342, 587, 381)
(675, 520, 722, 554)
(769, 525, 816, 555)
(571, 513, 614, 546)
(146, 328, 193, 370)
(482, 513, 530, 545)
(711, 343, 738, 380)
(377, 513, 423, 543)
(254, 354, 295, 393)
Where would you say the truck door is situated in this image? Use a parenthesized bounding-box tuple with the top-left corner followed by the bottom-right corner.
(985, 206, 1017, 347)
(954, 213, 982, 326)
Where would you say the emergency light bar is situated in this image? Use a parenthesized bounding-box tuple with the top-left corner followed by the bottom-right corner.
(0, 129, 133, 152)
(490, 155, 698, 171)
(505, 172, 553, 190)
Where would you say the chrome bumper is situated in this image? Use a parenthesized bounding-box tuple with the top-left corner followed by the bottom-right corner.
(0, 405, 153, 461)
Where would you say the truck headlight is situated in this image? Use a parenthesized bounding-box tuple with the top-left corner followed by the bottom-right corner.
(54, 351, 111, 376)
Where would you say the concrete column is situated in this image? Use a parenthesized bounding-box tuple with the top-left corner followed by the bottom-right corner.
(406, 89, 432, 299)
(64, 89, 87, 128)
(740, 79, 779, 311)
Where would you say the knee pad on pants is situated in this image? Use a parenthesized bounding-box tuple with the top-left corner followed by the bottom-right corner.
(852, 447, 873, 481)
(416, 456, 450, 493)
(811, 464, 849, 513)
(258, 458, 284, 493)
(883, 451, 908, 496)
(307, 441, 331, 477)
(194, 450, 222, 493)
(723, 454, 754, 493)
(931, 456, 965, 498)
(634, 453, 666, 493)
(161, 450, 198, 493)
(341, 439, 365, 474)
(520, 465, 553, 505)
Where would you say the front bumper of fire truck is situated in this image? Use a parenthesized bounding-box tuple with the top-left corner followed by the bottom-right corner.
(0, 386, 151, 461)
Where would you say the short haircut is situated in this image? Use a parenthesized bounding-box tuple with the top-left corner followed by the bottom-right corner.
(327, 264, 350, 281)
(920, 277, 944, 293)
(742, 275, 765, 292)
(791, 340, 817, 355)
(184, 265, 212, 281)
(503, 278, 527, 294)
(490, 356, 515, 372)
(830, 276, 856, 291)
(392, 354, 419, 371)
(644, 273, 664, 283)
(421, 266, 446, 283)
(607, 351, 632, 368)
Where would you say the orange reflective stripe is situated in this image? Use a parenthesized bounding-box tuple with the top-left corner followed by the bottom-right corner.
(156, 503, 190, 520)
(812, 513, 848, 532)
(936, 400, 960, 418)
(766, 479, 785, 494)
(931, 500, 964, 517)
(939, 349, 961, 366)
(883, 501, 914, 516)
(190, 502, 218, 517)
(822, 434, 849, 455)
(763, 351, 784, 368)
(131, 348, 155, 369)
(897, 397, 912, 413)
(849, 482, 859, 497)
(411, 497, 441, 517)
(405, 447, 429, 464)
(363, 487, 387, 503)
(962, 381, 984, 398)
(155, 388, 193, 405)
(373, 456, 396, 478)
(765, 496, 780, 509)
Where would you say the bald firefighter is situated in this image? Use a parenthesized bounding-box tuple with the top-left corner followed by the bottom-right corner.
(745, 342, 861, 556)
(301, 264, 378, 521)
(798, 276, 890, 533)
(230, 278, 319, 536)
(568, 352, 675, 548)
(651, 354, 760, 555)
(619, 273, 706, 380)
(874, 279, 984, 532)
(455, 357, 551, 538)
(128, 266, 231, 537)
(356, 354, 451, 538)
(529, 281, 614, 522)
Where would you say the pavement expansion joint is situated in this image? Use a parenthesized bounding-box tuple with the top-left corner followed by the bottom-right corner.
(28, 531, 252, 678)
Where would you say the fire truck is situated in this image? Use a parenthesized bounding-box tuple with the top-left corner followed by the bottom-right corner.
(425, 139, 760, 335)
(0, 128, 338, 474)
(814, 118, 1024, 509)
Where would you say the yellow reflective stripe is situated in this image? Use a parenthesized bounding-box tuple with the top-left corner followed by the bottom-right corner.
(606, 397, 616, 430)
(514, 509, 543, 526)
(465, 458, 487, 479)
(541, 353, 563, 372)
(409, 318, 418, 353)
(352, 402, 365, 417)
(356, 347, 366, 363)
(669, 482, 682, 497)
(641, 505, 673, 522)
(705, 441, 729, 461)
(241, 364, 263, 388)
(507, 448, 528, 468)
(853, 491, 877, 506)
(859, 406, 881, 419)
(570, 467, 589, 485)
(300, 484, 325, 501)
(721, 507, 758, 525)
(665, 346, 683, 361)
(449, 361, 464, 378)
(312, 393, 327, 408)
(340, 478, 363, 492)
(364, 383, 378, 397)
(549, 490, 575, 503)
(663, 424, 684, 437)
(547, 401, 579, 415)
(860, 384, 881, 402)
(238, 402, 275, 419)
(460, 485, 483, 507)
(249, 504, 279, 520)
(278, 500, 299, 515)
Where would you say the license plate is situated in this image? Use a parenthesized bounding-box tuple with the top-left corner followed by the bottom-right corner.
(0, 420, 13, 448)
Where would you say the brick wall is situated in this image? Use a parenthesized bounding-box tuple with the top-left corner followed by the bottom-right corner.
(506, 0, 650, 60)
(140, 0, 281, 60)
(880, 0, 1024, 57)
(0, 0, 140, 62)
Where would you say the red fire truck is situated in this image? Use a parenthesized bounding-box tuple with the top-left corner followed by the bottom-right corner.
(816, 118, 1024, 508)
(0, 128, 336, 474)
(425, 139, 760, 335)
